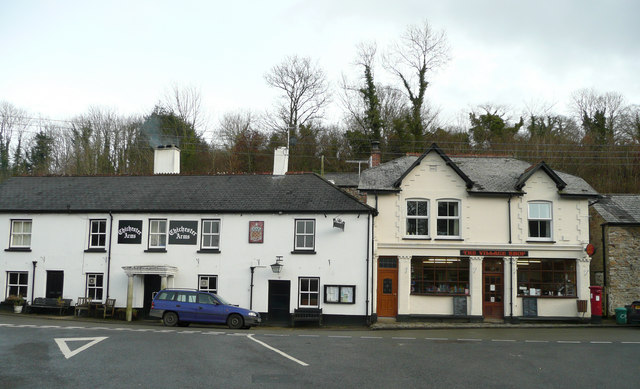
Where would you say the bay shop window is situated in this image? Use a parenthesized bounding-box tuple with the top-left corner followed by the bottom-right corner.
(517, 259, 576, 297)
(411, 257, 470, 295)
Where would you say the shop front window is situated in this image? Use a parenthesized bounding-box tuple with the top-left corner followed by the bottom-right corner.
(517, 259, 576, 297)
(411, 257, 469, 295)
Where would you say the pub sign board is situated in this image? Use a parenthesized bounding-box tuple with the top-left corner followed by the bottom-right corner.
(460, 249, 528, 257)
(118, 220, 143, 244)
(249, 221, 264, 243)
(168, 221, 198, 245)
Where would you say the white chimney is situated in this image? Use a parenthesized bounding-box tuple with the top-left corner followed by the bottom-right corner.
(273, 146, 289, 176)
(154, 145, 180, 174)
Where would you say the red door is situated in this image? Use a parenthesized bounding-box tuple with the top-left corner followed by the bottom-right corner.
(483, 259, 504, 320)
(377, 257, 398, 317)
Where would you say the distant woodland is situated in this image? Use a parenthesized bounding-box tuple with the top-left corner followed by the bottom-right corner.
(1, 21, 638, 194)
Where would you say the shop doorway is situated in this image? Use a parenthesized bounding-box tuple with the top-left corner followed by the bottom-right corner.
(377, 257, 398, 317)
(143, 275, 161, 317)
(45, 271, 64, 298)
(268, 280, 291, 324)
(483, 258, 504, 320)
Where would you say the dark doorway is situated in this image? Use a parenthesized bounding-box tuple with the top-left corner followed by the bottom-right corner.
(143, 275, 161, 317)
(45, 271, 64, 298)
(268, 280, 291, 324)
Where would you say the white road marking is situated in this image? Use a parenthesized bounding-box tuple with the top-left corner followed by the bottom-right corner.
(590, 341, 612, 344)
(155, 329, 176, 333)
(329, 335, 352, 338)
(202, 331, 225, 335)
(621, 341, 640, 344)
(263, 334, 289, 337)
(525, 340, 549, 343)
(392, 337, 416, 340)
(247, 334, 309, 367)
(557, 341, 581, 344)
(39, 325, 61, 328)
(492, 339, 516, 342)
(458, 338, 482, 342)
(426, 337, 448, 341)
(178, 331, 202, 334)
(361, 336, 383, 339)
(55, 337, 108, 359)
(299, 334, 320, 337)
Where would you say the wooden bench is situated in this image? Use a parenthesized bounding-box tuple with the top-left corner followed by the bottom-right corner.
(28, 297, 72, 315)
(291, 308, 322, 327)
(95, 298, 116, 319)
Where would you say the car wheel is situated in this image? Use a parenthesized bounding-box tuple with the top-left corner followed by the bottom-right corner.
(227, 314, 244, 329)
(163, 311, 179, 327)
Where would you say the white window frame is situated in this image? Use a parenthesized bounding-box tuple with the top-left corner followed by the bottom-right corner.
(294, 219, 315, 251)
(10, 219, 32, 249)
(299, 277, 320, 308)
(89, 219, 107, 249)
(528, 201, 553, 241)
(201, 219, 220, 250)
(198, 275, 218, 293)
(436, 199, 461, 239)
(86, 273, 104, 301)
(148, 219, 167, 249)
(6, 271, 29, 297)
(406, 199, 429, 238)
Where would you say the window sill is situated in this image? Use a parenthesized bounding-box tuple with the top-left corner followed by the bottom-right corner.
(526, 240, 556, 244)
(197, 249, 221, 254)
(518, 295, 576, 299)
(403, 237, 431, 241)
(411, 293, 469, 297)
(434, 237, 463, 241)
(5, 247, 32, 252)
(144, 248, 167, 253)
(291, 250, 316, 254)
(324, 301, 356, 305)
(84, 248, 107, 253)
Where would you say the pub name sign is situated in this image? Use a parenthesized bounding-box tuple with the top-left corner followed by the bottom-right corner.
(460, 249, 528, 257)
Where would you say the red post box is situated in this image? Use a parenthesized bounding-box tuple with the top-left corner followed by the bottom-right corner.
(589, 286, 603, 324)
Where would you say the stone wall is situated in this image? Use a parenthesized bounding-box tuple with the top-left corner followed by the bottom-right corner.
(606, 225, 640, 316)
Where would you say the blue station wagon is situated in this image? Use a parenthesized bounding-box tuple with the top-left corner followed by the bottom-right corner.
(150, 289, 261, 329)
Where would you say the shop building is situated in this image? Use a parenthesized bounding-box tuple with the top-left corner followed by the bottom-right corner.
(359, 144, 599, 322)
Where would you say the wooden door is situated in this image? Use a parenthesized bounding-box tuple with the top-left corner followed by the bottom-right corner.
(268, 280, 291, 324)
(377, 257, 398, 317)
(45, 271, 64, 298)
(482, 259, 504, 319)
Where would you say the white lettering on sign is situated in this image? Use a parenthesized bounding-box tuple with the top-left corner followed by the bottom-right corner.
(168, 226, 197, 237)
(118, 226, 141, 236)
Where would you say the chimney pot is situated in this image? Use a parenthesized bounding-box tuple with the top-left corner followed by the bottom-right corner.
(370, 141, 381, 167)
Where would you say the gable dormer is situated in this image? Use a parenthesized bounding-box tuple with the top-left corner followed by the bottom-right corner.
(392, 143, 474, 189)
(515, 161, 566, 191)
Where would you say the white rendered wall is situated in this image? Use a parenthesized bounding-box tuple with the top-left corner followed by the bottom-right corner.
(0, 212, 371, 318)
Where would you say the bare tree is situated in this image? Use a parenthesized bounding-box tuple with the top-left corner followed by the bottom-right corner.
(0, 102, 31, 178)
(161, 84, 207, 133)
(264, 55, 330, 142)
(384, 20, 450, 144)
(571, 88, 625, 141)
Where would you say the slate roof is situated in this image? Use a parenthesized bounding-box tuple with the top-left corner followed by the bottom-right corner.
(592, 194, 640, 224)
(359, 146, 598, 197)
(323, 172, 360, 187)
(0, 174, 373, 214)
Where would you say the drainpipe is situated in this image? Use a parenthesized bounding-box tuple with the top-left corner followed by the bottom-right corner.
(602, 223, 608, 317)
(371, 194, 379, 322)
(507, 196, 512, 244)
(106, 212, 113, 298)
(365, 213, 370, 323)
(509, 258, 514, 322)
(31, 261, 37, 304)
(249, 266, 256, 310)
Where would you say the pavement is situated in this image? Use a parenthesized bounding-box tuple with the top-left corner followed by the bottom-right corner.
(2, 310, 634, 330)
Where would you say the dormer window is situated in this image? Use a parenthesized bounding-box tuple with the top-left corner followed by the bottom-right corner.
(528, 201, 552, 241)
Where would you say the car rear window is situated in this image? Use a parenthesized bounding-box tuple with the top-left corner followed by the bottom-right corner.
(176, 292, 197, 303)
(155, 291, 176, 301)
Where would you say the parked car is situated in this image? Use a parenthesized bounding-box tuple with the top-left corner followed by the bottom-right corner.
(150, 289, 261, 329)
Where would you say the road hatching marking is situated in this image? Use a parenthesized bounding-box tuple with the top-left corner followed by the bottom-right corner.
(247, 334, 309, 367)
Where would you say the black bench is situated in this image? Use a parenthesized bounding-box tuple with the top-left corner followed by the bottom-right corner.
(291, 308, 322, 327)
(28, 297, 72, 315)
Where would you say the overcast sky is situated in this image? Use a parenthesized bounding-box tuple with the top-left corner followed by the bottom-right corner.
(1, 0, 638, 132)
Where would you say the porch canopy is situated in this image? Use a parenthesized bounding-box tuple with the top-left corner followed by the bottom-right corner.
(121, 265, 178, 321)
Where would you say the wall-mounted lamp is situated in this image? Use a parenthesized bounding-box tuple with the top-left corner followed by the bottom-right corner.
(333, 217, 345, 230)
(271, 256, 284, 273)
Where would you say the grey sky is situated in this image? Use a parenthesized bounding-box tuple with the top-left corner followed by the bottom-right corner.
(1, 0, 638, 131)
